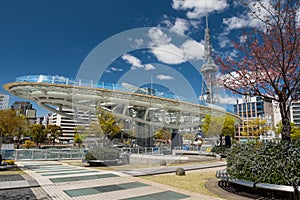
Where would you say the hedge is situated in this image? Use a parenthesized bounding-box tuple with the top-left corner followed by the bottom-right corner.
(227, 141, 300, 186)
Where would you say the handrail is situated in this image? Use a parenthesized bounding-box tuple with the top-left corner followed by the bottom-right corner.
(15, 75, 179, 101)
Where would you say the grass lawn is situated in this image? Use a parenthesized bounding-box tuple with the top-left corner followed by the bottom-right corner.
(141, 169, 220, 198)
(61, 159, 219, 171)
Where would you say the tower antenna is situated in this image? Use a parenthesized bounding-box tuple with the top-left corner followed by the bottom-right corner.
(201, 7, 219, 104)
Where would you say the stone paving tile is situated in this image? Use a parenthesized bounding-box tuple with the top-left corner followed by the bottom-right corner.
(122, 190, 190, 200)
(0, 188, 38, 200)
(0, 180, 30, 190)
(31, 187, 52, 200)
(17, 161, 223, 200)
(36, 168, 87, 173)
(32, 166, 78, 171)
(0, 174, 25, 181)
(50, 177, 139, 190)
(41, 170, 100, 176)
(64, 182, 149, 197)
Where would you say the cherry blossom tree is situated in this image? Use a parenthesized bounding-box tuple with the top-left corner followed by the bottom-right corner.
(217, 0, 300, 141)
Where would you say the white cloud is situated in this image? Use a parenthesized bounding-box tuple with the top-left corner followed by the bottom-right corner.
(223, 0, 275, 31)
(151, 44, 186, 64)
(105, 69, 112, 73)
(229, 49, 239, 58)
(151, 44, 185, 64)
(223, 15, 260, 31)
(132, 38, 144, 48)
(172, 0, 228, 19)
(148, 27, 171, 47)
(122, 54, 156, 71)
(111, 67, 123, 72)
(128, 38, 144, 48)
(219, 97, 238, 104)
(144, 64, 156, 70)
(156, 74, 174, 80)
(219, 38, 230, 48)
(219, 70, 257, 89)
(170, 18, 189, 36)
(223, 16, 247, 30)
(122, 54, 143, 68)
(239, 35, 247, 43)
(150, 39, 204, 64)
(181, 40, 204, 60)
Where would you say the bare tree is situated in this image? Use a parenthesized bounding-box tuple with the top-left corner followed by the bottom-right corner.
(217, 0, 300, 141)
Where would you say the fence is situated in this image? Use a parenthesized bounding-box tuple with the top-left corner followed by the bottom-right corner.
(1, 149, 86, 160)
(1, 145, 213, 161)
(118, 147, 170, 155)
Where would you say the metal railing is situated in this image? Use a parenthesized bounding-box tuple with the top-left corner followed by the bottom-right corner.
(1, 145, 213, 161)
(15, 75, 179, 100)
(1, 149, 86, 160)
(118, 147, 170, 155)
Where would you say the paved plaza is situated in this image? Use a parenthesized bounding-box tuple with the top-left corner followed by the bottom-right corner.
(0, 161, 226, 200)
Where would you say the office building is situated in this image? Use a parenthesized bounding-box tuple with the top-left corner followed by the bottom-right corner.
(291, 100, 300, 126)
(234, 96, 275, 141)
(0, 93, 9, 110)
(11, 101, 36, 124)
(48, 108, 94, 143)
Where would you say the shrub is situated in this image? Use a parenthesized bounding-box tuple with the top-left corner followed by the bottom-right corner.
(85, 146, 120, 161)
(227, 141, 300, 186)
(23, 140, 36, 149)
(211, 145, 230, 156)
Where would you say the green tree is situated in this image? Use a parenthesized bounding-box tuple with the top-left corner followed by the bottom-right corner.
(154, 128, 171, 141)
(97, 108, 123, 140)
(46, 124, 62, 145)
(222, 115, 236, 137)
(276, 121, 300, 140)
(0, 109, 28, 144)
(182, 133, 195, 141)
(202, 114, 235, 137)
(23, 140, 35, 149)
(28, 124, 46, 146)
(291, 126, 300, 140)
(74, 133, 83, 147)
(242, 118, 270, 137)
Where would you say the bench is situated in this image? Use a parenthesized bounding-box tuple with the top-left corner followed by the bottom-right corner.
(216, 169, 229, 181)
(216, 169, 299, 199)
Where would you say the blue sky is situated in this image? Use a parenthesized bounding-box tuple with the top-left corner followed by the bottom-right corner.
(0, 0, 260, 115)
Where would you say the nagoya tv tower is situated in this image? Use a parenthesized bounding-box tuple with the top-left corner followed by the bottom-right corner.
(201, 13, 219, 104)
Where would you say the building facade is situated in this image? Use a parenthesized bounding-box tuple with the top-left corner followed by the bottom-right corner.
(11, 101, 36, 124)
(48, 108, 93, 143)
(0, 93, 9, 110)
(234, 96, 275, 141)
(290, 100, 300, 127)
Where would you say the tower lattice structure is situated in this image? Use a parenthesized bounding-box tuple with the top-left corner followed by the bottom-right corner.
(201, 14, 219, 104)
